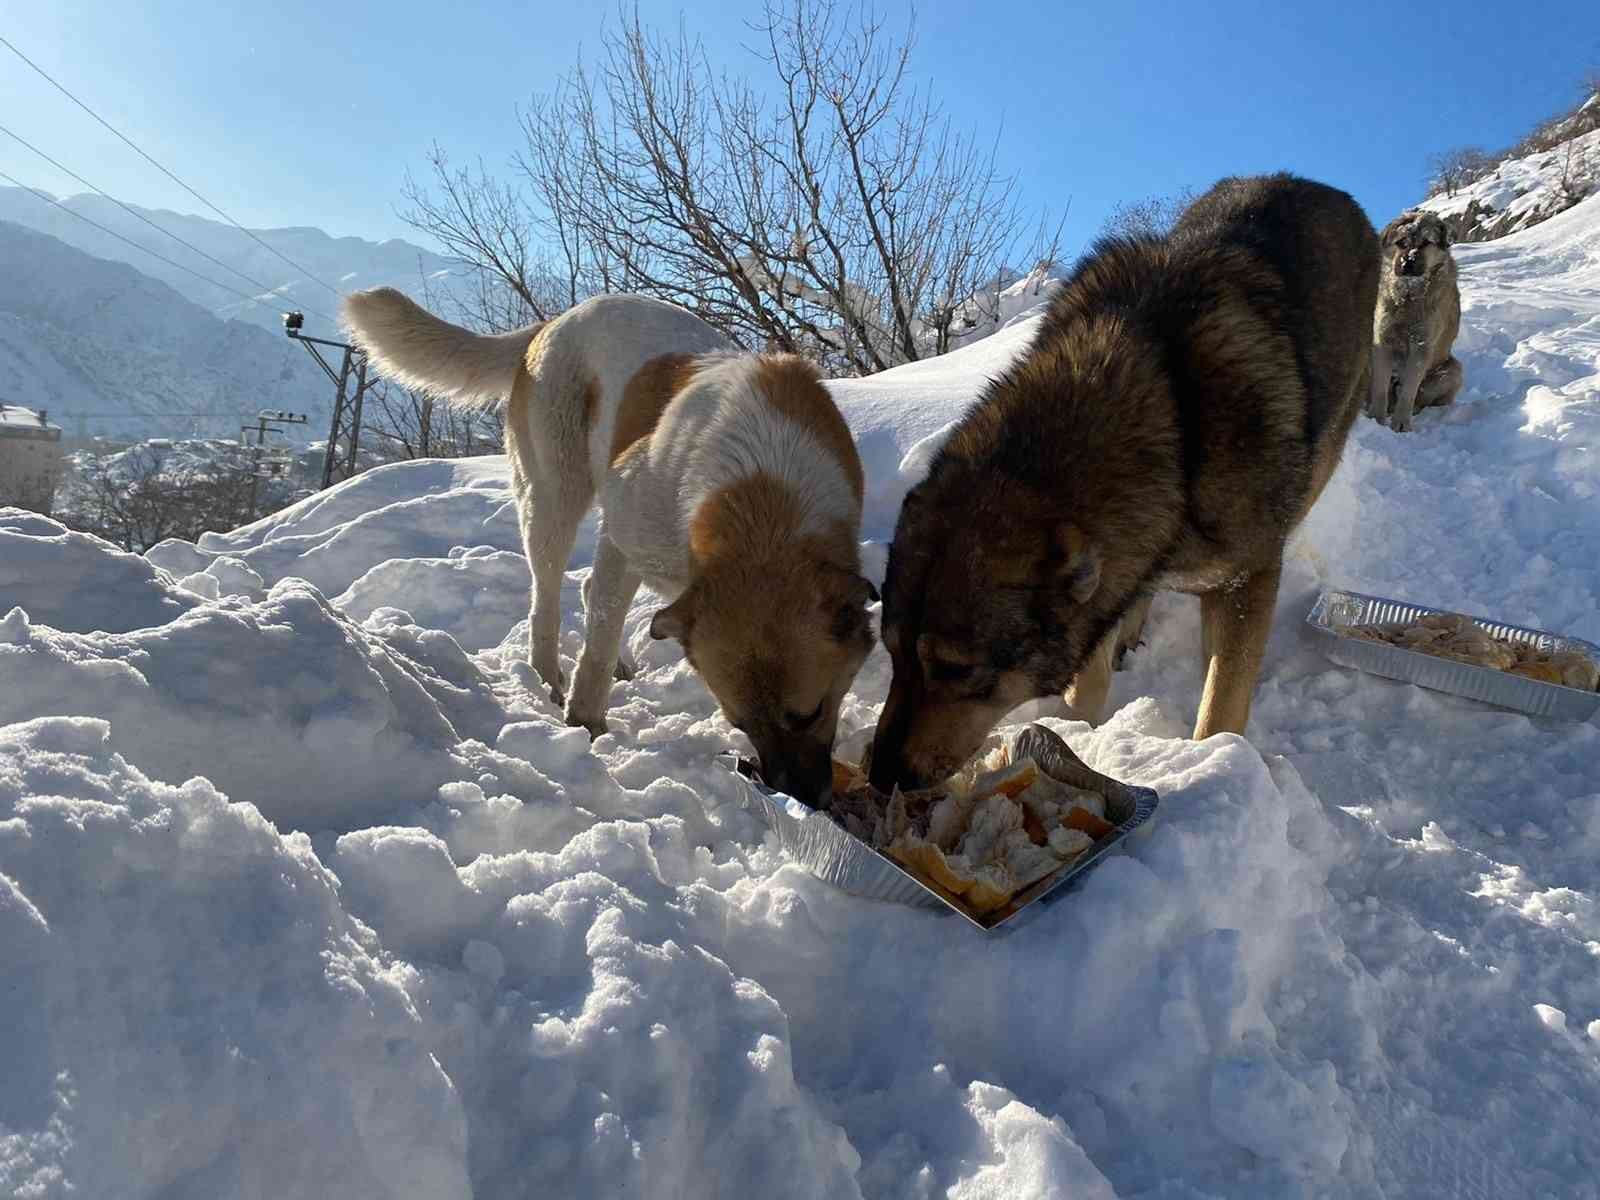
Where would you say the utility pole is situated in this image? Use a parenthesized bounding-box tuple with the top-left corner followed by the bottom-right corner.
(283, 311, 372, 489)
(240, 408, 308, 521)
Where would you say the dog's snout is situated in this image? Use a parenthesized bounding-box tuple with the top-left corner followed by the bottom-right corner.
(756, 738, 832, 805)
(866, 746, 900, 794)
(867, 682, 911, 792)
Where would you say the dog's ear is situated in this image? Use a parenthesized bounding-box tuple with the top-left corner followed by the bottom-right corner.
(818, 562, 879, 608)
(1055, 524, 1102, 603)
(817, 563, 879, 640)
(649, 589, 698, 643)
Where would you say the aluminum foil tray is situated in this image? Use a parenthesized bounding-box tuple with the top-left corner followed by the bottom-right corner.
(1306, 589, 1600, 722)
(722, 725, 1160, 934)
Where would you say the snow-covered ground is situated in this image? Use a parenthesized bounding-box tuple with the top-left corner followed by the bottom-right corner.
(4, 191, 1600, 1199)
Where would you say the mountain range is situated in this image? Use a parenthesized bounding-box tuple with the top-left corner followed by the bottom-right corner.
(0, 187, 463, 439)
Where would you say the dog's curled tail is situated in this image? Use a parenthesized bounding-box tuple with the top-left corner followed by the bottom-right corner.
(340, 287, 543, 410)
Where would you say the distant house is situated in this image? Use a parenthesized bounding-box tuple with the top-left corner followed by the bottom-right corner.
(0, 404, 65, 515)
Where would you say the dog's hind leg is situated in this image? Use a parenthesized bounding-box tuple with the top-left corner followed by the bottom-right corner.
(1194, 561, 1281, 739)
(1367, 346, 1394, 424)
(517, 479, 590, 706)
(507, 371, 592, 706)
(1417, 356, 1463, 411)
(565, 532, 642, 738)
(1388, 355, 1427, 433)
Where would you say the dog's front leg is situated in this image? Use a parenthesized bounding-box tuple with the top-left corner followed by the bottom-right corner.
(1063, 625, 1118, 725)
(1194, 561, 1281, 739)
(565, 534, 642, 738)
(1389, 354, 1427, 433)
(1114, 595, 1152, 671)
(1367, 346, 1394, 425)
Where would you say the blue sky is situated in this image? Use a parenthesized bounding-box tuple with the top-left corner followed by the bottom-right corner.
(2, 0, 1596, 263)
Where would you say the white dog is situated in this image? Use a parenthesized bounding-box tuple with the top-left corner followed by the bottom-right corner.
(341, 290, 876, 799)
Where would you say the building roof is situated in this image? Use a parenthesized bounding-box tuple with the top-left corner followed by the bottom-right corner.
(0, 405, 63, 441)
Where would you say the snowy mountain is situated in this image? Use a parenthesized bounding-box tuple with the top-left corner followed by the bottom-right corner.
(0, 185, 460, 334)
(4, 179, 1600, 1197)
(0, 219, 332, 439)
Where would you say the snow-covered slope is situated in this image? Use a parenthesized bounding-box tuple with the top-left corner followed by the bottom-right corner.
(1418, 95, 1599, 243)
(0, 186, 459, 334)
(4, 192, 1600, 1199)
(0, 220, 331, 438)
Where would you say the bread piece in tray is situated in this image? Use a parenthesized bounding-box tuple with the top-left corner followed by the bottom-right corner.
(827, 740, 1118, 915)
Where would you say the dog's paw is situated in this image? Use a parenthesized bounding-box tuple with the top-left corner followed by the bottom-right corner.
(1113, 640, 1145, 672)
(535, 668, 568, 708)
(613, 658, 636, 682)
(563, 704, 609, 739)
(1390, 414, 1413, 433)
(566, 700, 608, 739)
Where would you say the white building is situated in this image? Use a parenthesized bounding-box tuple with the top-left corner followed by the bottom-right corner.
(0, 404, 64, 515)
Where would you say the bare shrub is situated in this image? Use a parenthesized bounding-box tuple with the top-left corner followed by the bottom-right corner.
(58, 444, 260, 552)
(365, 380, 504, 460)
(1098, 188, 1195, 239)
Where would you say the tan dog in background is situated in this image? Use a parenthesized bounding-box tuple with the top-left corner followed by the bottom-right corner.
(342, 290, 876, 801)
(1370, 210, 1463, 432)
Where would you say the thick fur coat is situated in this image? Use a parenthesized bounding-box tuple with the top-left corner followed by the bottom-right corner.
(869, 174, 1379, 790)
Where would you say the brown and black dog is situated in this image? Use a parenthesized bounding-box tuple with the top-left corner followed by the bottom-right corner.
(869, 174, 1379, 791)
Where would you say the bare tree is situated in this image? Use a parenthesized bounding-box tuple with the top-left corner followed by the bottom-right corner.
(400, 150, 575, 333)
(365, 380, 504, 460)
(1556, 135, 1594, 206)
(59, 445, 259, 552)
(1426, 147, 1495, 197)
(400, 0, 1061, 374)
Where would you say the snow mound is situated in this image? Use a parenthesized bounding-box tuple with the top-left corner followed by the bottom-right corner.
(0, 578, 537, 830)
(0, 716, 471, 1200)
(0, 509, 199, 633)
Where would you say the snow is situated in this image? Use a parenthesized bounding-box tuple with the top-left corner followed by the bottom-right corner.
(4, 188, 1600, 1199)
(1418, 114, 1599, 242)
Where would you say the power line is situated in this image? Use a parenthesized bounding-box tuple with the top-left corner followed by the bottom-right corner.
(0, 32, 344, 297)
(0, 166, 332, 325)
(0, 121, 334, 322)
(54, 412, 287, 418)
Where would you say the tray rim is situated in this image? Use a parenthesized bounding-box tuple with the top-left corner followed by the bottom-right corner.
(1304, 587, 1600, 713)
(721, 747, 1160, 933)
